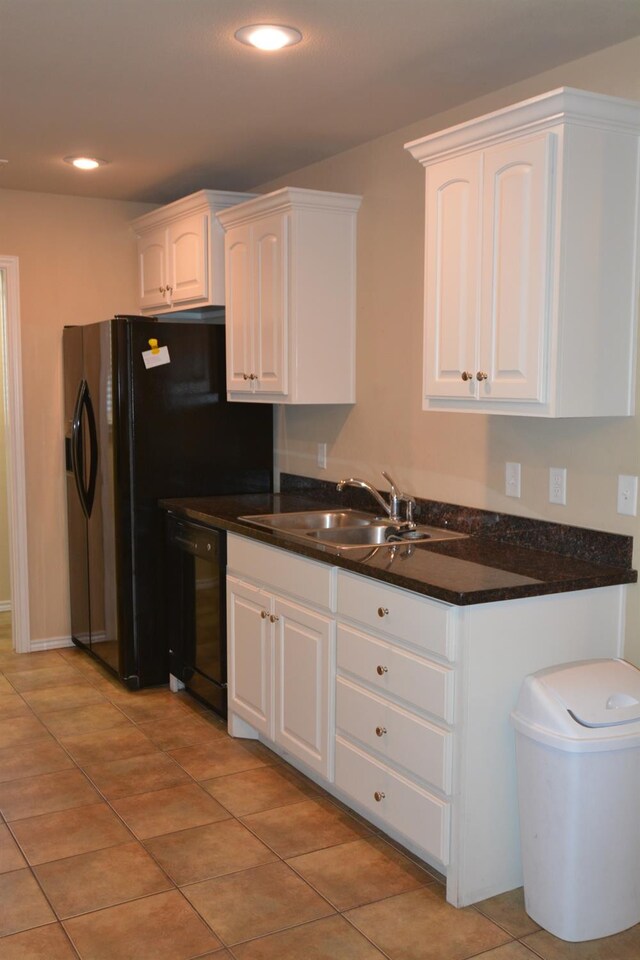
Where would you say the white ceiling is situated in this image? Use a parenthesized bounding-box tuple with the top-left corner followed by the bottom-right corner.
(2, 0, 640, 204)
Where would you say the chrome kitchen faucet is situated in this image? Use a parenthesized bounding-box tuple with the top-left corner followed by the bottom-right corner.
(336, 471, 416, 530)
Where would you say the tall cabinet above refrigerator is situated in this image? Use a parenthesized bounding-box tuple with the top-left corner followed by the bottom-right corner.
(63, 316, 273, 688)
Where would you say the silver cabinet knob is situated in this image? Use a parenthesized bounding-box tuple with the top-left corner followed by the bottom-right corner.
(374, 791, 385, 802)
(461, 371, 473, 381)
(375, 726, 387, 737)
(476, 371, 488, 381)
(269, 614, 279, 623)
(260, 610, 268, 619)
(159, 286, 165, 294)
(376, 665, 388, 676)
(377, 607, 389, 618)
(243, 373, 250, 380)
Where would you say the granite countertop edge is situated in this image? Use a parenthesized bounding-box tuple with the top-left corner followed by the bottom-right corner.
(160, 493, 637, 607)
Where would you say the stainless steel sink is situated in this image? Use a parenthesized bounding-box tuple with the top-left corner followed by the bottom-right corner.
(239, 509, 375, 531)
(238, 509, 467, 551)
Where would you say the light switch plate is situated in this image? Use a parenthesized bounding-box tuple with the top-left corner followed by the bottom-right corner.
(505, 462, 521, 498)
(617, 475, 638, 516)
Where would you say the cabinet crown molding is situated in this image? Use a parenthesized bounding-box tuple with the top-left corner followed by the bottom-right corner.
(217, 186, 362, 229)
(131, 188, 256, 234)
(405, 86, 640, 165)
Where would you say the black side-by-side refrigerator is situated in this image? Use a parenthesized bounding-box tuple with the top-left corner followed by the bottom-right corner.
(63, 316, 273, 688)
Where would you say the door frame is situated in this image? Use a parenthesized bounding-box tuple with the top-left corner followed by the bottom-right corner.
(0, 256, 30, 652)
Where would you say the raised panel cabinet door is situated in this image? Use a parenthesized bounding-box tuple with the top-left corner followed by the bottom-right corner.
(424, 153, 481, 400)
(254, 213, 288, 395)
(227, 576, 273, 737)
(169, 212, 208, 306)
(138, 229, 169, 310)
(273, 596, 333, 779)
(225, 224, 254, 393)
(479, 132, 555, 402)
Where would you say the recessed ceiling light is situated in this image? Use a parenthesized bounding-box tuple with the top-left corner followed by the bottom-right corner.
(234, 24, 302, 51)
(64, 156, 108, 171)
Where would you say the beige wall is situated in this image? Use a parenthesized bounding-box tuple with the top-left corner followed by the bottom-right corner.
(0, 189, 153, 643)
(0, 296, 9, 606)
(255, 35, 640, 666)
(2, 36, 640, 657)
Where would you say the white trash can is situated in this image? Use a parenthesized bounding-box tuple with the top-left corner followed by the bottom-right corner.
(511, 658, 640, 942)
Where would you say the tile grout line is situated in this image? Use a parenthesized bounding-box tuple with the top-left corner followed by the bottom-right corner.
(1, 649, 547, 958)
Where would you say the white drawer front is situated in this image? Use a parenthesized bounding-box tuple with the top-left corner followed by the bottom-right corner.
(335, 737, 450, 865)
(336, 677, 452, 793)
(337, 571, 453, 660)
(337, 624, 454, 723)
(228, 534, 334, 610)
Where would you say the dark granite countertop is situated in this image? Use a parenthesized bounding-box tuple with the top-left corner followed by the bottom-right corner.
(160, 492, 637, 606)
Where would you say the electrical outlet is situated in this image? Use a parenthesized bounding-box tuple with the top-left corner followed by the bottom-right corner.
(505, 462, 521, 498)
(549, 467, 567, 505)
(316, 442, 327, 470)
(617, 475, 638, 516)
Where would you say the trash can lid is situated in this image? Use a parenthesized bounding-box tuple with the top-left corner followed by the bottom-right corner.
(511, 659, 640, 751)
(545, 659, 640, 728)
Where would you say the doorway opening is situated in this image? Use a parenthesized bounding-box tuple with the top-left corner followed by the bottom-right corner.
(0, 256, 30, 653)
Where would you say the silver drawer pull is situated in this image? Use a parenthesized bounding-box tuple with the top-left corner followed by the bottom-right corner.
(374, 791, 385, 802)
(376, 665, 388, 676)
(375, 726, 387, 737)
(377, 606, 389, 618)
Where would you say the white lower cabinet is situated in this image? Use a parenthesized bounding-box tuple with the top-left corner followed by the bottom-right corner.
(226, 533, 626, 909)
(335, 736, 450, 866)
(227, 577, 272, 737)
(334, 574, 454, 867)
(336, 676, 452, 793)
(227, 538, 335, 780)
(273, 596, 332, 777)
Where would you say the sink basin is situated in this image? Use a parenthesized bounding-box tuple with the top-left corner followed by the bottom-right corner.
(308, 524, 464, 549)
(239, 509, 467, 551)
(238, 509, 376, 531)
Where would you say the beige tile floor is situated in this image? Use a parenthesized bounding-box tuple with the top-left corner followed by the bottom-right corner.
(1, 613, 639, 959)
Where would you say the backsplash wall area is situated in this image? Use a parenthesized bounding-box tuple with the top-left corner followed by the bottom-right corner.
(258, 35, 640, 666)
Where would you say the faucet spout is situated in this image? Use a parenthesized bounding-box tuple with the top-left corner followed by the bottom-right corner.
(336, 472, 416, 529)
(336, 476, 401, 524)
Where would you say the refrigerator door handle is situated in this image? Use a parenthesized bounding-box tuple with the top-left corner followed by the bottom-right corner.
(71, 379, 90, 519)
(83, 386, 99, 517)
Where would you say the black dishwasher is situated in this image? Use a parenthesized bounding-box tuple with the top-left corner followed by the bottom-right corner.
(166, 515, 227, 718)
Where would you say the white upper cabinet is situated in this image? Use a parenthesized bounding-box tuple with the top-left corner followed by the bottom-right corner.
(132, 190, 255, 314)
(406, 88, 640, 417)
(218, 187, 361, 404)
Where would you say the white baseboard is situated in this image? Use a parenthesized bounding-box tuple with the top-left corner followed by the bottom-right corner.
(30, 635, 73, 652)
(0, 601, 12, 612)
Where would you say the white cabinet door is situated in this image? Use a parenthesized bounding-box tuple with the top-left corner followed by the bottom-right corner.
(424, 154, 481, 399)
(138, 229, 169, 310)
(253, 213, 288, 396)
(227, 576, 273, 737)
(219, 188, 360, 404)
(169, 212, 208, 307)
(273, 596, 333, 778)
(225, 224, 254, 393)
(479, 133, 554, 402)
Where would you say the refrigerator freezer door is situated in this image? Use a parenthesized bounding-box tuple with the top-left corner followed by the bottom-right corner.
(63, 327, 91, 650)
